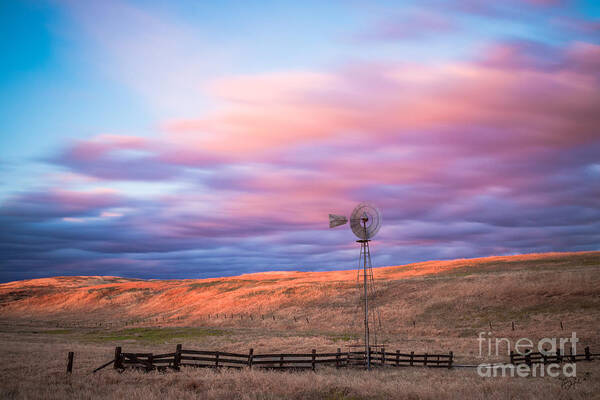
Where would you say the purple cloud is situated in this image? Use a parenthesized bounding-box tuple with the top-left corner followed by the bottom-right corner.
(1, 39, 599, 282)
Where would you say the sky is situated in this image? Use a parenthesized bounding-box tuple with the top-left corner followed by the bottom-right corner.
(1, 0, 599, 282)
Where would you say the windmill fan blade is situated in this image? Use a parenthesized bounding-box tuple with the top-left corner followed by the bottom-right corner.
(329, 214, 348, 228)
(350, 203, 382, 240)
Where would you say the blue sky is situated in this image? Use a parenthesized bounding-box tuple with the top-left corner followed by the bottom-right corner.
(0, 0, 599, 282)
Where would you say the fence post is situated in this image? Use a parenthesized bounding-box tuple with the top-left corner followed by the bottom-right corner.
(381, 347, 385, 366)
(569, 346, 574, 362)
(585, 346, 591, 361)
(396, 350, 399, 367)
(448, 351, 453, 369)
(215, 351, 220, 368)
(410, 351, 414, 366)
(525, 351, 531, 366)
(174, 344, 182, 370)
(512, 321, 515, 331)
(336, 348, 341, 369)
(312, 349, 316, 371)
(67, 352, 74, 374)
(510, 351, 514, 364)
(147, 353, 154, 371)
(424, 353, 428, 367)
(248, 348, 254, 369)
(556, 348, 562, 363)
(560, 321, 564, 330)
(114, 346, 122, 369)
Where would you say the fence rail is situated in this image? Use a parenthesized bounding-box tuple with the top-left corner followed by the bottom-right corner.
(99, 345, 454, 372)
(510, 346, 597, 365)
(87, 345, 600, 374)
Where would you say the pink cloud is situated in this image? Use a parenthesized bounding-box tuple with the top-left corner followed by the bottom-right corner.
(47, 40, 600, 245)
(158, 40, 599, 165)
(66, 134, 149, 160)
(53, 40, 598, 187)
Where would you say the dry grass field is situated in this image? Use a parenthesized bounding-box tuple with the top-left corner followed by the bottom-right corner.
(0, 251, 599, 399)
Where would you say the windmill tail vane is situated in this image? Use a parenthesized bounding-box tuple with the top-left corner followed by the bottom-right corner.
(328, 214, 348, 228)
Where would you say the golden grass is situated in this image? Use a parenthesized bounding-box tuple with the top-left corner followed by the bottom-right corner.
(0, 338, 598, 400)
(0, 251, 599, 398)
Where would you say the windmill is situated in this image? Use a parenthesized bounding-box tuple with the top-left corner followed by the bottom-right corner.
(329, 202, 382, 369)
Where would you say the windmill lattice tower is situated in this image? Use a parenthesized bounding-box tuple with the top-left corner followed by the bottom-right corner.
(329, 202, 383, 369)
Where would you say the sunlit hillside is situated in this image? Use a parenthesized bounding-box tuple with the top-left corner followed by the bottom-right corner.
(1, 251, 599, 399)
(2, 251, 598, 351)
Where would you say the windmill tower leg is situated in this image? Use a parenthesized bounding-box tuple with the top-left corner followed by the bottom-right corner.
(360, 239, 371, 370)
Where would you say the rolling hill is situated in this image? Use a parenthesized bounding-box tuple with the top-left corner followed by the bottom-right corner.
(1, 251, 598, 342)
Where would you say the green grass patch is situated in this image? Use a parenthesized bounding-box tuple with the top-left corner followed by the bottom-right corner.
(83, 327, 228, 343)
(42, 329, 73, 335)
(328, 333, 359, 342)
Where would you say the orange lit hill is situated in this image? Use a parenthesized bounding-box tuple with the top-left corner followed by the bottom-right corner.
(0, 252, 599, 338)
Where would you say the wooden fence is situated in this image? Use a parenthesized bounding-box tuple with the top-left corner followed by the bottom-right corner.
(510, 346, 597, 365)
(86, 345, 600, 374)
(95, 346, 453, 372)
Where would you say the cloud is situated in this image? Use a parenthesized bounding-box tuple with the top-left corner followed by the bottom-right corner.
(2, 39, 600, 282)
(357, 10, 458, 42)
(0, 188, 125, 221)
(162, 40, 599, 161)
(54, 134, 223, 181)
